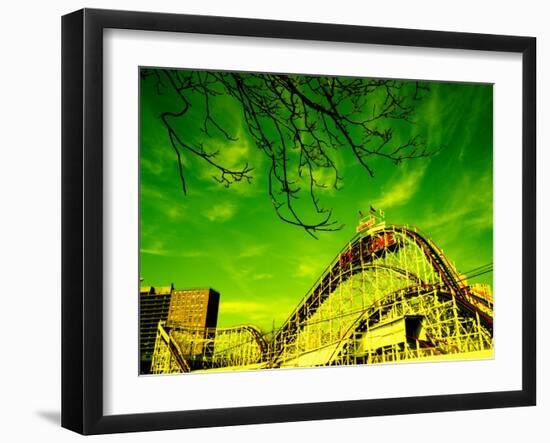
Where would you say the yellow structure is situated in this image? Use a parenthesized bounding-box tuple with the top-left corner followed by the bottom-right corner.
(150, 216, 493, 374)
(140, 287, 219, 373)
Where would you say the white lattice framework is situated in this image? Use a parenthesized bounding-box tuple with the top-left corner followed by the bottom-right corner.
(151, 223, 494, 373)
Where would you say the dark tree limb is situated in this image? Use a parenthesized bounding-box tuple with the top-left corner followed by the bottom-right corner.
(142, 69, 438, 237)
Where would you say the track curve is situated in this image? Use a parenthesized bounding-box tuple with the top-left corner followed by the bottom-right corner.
(270, 224, 493, 365)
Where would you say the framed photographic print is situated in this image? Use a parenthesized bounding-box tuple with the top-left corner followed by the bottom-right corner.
(61, 8, 536, 435)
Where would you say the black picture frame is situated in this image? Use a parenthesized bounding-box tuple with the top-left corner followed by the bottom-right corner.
(61, 8, 536, 435)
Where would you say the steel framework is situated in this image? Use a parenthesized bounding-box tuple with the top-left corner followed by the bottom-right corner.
(151, 219, 494, 374)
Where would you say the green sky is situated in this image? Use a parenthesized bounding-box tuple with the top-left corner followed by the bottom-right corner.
(139, 70, 493, 333)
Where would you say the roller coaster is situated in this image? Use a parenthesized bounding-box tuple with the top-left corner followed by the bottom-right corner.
(151, 215, 493, 374)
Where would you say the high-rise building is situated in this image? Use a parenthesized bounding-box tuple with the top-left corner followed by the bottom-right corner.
(139, 284, 173, 374)
(167, 288, 220, 329)
(140, 285, 220, 374)
(166, 288, 220, 364)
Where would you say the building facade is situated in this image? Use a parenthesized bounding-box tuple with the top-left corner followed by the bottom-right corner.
(139, 284, 173, 374)
(140, 285, 220, 374)
(167, 288, 220, 329)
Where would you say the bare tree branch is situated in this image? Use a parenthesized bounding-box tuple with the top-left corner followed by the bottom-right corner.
(142, 69, 438, 237)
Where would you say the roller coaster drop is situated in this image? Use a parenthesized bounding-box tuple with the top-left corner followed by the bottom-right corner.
(151, 216, 494, 374)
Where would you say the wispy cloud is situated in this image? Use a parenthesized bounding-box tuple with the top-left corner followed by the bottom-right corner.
(220, 142, 250, 169)
(421, 173, 492, 235)
(206, 179, 260, 198)
(140, 158, 164, 176)
(371, 163, 428, 209)
(310, 167, 340, 195)
(251, 273, 273, 281)
(238, 244, 268, 258)
(140, 243, 206, 258)
(198, 128, 253, 175)
(140, 185, 189, 221)
(197, 129, 265, 197)
(140, 246, 168, 256)
(205, 201, 237, 222)
(178, 250, 208, 258)
(295, 261, 320, 278)
(141, 129, 191, 175)
(220, 300, 267, 314)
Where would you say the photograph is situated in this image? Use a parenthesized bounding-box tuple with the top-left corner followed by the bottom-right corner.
(0, 0, 542, 440)
(138, 68, 494, 375)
